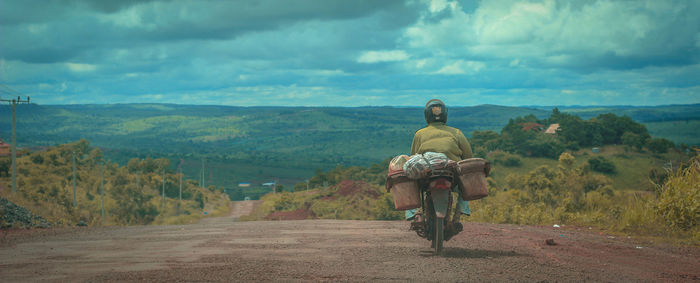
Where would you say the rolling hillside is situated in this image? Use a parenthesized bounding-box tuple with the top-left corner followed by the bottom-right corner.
(1, 103, 698, 193)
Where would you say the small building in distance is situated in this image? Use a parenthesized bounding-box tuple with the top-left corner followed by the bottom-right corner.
(545, 123, 560, 134)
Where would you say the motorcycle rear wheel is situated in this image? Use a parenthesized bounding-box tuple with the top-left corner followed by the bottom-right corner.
(433, 217, 444, 255)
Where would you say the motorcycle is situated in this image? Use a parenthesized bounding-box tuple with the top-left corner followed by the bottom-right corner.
(387, 154, 488, 255)
(409, 167, 463, 254)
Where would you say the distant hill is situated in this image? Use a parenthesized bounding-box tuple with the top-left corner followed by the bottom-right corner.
(530, 104, 700, 122)
(1, 103, 698, 190)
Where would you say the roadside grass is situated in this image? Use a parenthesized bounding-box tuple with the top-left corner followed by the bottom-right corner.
(240, 182, 402, 221)
(152, 195, 231, 225)
(487, 153, 558, 189)
(244, 149, 699, 246)
(489, 145, 688, 192)
(0, 141, 231, 228)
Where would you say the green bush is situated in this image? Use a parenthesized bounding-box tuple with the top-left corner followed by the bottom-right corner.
(489, 151, 522, 167)
(648, 138, 675, 154)
(621, 131, 647, 151)
(503, 157, 522, 167)
(588, 156, 616, 174)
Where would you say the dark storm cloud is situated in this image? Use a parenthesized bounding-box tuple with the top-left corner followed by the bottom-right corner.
(0, 0, 418, 64)
(1, 0, 698, 106)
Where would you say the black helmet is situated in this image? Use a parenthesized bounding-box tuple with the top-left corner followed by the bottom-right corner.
(424, 99, 447, 124)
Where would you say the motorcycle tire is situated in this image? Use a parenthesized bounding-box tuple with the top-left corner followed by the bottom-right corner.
(433, 218, 444, 255)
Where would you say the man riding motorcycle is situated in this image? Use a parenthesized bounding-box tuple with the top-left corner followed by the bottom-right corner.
(406, 99, 473, 222)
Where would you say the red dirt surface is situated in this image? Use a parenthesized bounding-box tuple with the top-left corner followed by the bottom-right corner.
(265, 208, 313, 220)
(0, 202, 698, 281)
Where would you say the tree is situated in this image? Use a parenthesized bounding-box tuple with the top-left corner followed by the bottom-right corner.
(523, 134, 565, 158)
(109, 170, 158, 225)
(648, 138, 675, 154)
(194, 191, 205, 209)
(621, 131, 647, 151)
(471, 130, 501, 152)
(595, 114, 649, 145)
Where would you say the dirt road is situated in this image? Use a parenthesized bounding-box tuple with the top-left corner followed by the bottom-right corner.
(1, 201, 698, 282)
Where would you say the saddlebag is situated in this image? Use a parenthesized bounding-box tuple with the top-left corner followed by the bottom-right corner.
(455, 158, 490, 201)
(385, 171, 421, 210)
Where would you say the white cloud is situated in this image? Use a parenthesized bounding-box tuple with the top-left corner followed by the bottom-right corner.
(435, 60, 485, 75)
(26, 24, 48, 34)
(427, 0, 453, 13)
(415, 59, 428, 69)
(357, 50, 410, 63)
(139, 94, 164, 100)
(475, 0, 555, 45)
(403, 2, 474, 50)
(404, 0, 699, 69)
(65, 63, 97, 72)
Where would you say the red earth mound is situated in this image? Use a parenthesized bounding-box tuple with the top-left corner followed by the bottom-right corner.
(335, 180, 381, 199)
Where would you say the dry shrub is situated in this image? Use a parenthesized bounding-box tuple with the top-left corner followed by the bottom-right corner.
(655, 157, 699, 231)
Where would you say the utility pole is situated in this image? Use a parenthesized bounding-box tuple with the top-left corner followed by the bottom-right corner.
(1, 96, 30, 193)
(162, 165, 166, 209)
(200, 157, 205, 189)
(72, 151, 77, 207)
(179, 168, 182, 202)
(101, 160, 105, 226)
(178, 159, 183, 215)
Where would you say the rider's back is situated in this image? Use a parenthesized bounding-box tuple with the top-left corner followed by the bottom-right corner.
(411, 122, 473, 162)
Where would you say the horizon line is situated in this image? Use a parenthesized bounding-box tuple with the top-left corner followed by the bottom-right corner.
(18, 102, 700, 108)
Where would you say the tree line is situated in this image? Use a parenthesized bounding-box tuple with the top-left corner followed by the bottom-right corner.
(470, 108, 681, 159)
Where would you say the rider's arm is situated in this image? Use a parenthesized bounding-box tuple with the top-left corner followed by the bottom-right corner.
(457, 131, 473, 159)
(410, 131, 421, 155)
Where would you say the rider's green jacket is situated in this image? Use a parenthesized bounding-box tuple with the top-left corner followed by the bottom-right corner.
(411, 122, 473, 161)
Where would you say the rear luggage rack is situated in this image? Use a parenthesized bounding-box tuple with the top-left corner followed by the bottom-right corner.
(427, 168, 454, 180)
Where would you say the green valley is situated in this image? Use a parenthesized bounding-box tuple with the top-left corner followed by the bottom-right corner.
(0, 103, 698, 199)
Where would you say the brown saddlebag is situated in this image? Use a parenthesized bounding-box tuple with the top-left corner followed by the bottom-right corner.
(455, 158, 490, 201)
(385, 171, 420, 210)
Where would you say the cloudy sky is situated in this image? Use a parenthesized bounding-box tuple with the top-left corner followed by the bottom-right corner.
(1, 0, 699, 106)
